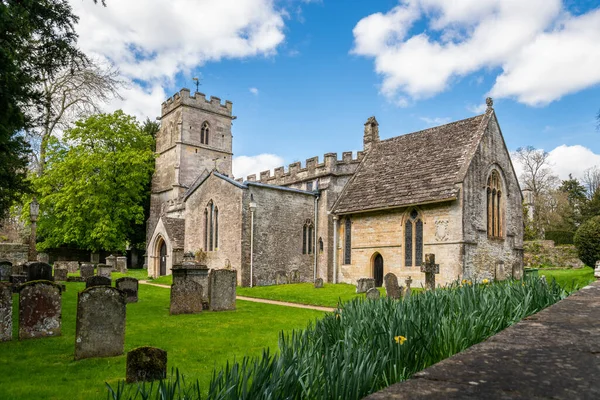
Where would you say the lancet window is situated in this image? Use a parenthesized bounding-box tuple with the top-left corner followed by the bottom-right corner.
(405, 209, 423, 267)
(487, 170, 503, 238)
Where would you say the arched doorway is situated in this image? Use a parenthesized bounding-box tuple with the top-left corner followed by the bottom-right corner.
(159, 239, 167, 276)
(373, 254, 384, 287)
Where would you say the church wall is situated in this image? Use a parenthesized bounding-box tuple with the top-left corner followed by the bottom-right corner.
(244, 185, 316, 286)
(337, 200, 463, 288)
(183, 175, 244, 283)
(462, 115, 524, 281)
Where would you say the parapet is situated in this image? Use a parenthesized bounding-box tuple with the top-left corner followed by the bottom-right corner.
(242, 151, 364, 186)
(161, 88, 233, 118)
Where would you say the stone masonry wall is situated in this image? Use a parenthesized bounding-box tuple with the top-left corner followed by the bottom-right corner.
(462, 113, 524, 281)
(0, 243, 28, 265)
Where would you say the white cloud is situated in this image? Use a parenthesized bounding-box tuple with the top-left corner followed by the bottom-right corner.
(249, 87, 259, 96)
(69, 0, 287, 119)
(467, 103, 487, 114)
(232, 153, 285, 180)
(352, 1, 600, 106)
(420, 116, 451, 126)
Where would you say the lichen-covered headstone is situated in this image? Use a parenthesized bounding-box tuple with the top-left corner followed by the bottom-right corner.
(26, 262, 53, 281)
(126, 346, 167, 383)
(74, 286, 126, 360)
(105, 255, 117, 270)
(275, 270, 288, 285)
(384, 273, 401, 299)
(80, 264, 95, 280)
(66, 261, 79, 274)
(37, 253, 49, 263)
(356, 278, 375, 293)
(10, 274, 27, 289)
(97, 264, 112, 279)
(90, 253, 100, 264)
(116, 277, 139, 303)
(18, 280, 62, 339)
(170, 280, 203, 315)
(86, 275, 111, 288)
(0, 283, 12, 341)
(116, 256, 127, 273)
(366, 287, 380, 300)
(495, 261, 506, 281)
(208, 269, 236, 311)
(314, 278, 324, 288)
(54, 268, 68, 282)
(288, 269, 300, 283)
(0, 260, 12, 281)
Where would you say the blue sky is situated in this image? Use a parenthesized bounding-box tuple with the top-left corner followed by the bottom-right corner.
(71, 0, 600, 181)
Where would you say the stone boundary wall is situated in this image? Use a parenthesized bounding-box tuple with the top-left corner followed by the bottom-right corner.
(0, 243, 28, 265)
(365, 281, 600, 399)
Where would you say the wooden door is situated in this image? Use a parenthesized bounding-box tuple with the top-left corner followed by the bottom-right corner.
(159, 241, 167, 276)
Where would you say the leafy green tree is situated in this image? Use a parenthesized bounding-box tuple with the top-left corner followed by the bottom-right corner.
(574, 215, 600, 268)
(35, 111, 155, 252)
(548, 175, 588, 232)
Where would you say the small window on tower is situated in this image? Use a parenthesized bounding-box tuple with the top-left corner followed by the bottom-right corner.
(201, 121, 210, 145)
(306, 181, 313, 191)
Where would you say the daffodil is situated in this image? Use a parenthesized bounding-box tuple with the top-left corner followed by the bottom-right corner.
(394, 335, 407, 345)
(482, 278, 489, 284)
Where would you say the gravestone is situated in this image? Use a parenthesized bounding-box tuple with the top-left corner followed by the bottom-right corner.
(0, 260, 12, 281)
(105, 255, 117, 270)
(10, 274, 27, 289)
(170, 280, 203, 315)
(97, 264, 112, 279)
(54, 268, 68, 282)
(404, 276, 413, 299)
(37, 253, 49, 263)
(74, 286, 126, 360)
(116, 277, 139, 303)
(275, 270, 288, 285)
(495, 260, 506, 281)
(384, 273, 401, 299)
(356, 278, 375, 293)
(421, 254, 440, 290)
(172, 259, 209, 303)
(26, 262, 53, 281)
(18, 280, 62, 339)
(80, 264, 95, 280)
(86, 275, 111, 288)
(91, 253, 100, 264)
(116, 256, 127, 273)
(366, 287, 380, 300)
(67, 276, 85, 283)
(66, 261, 79, 273)
(126, 346, 167, 383)
(512, 261, 523, 280)
(12, 264, 25, 275)
(594, 261, 600, 279)
(314, 278, 324, 288)
(0, 283, 12, 341)
(288, 269, 300, 283)
(208, 269, 236, 311)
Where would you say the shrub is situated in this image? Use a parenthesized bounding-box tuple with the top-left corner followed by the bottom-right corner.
(544, 230, 575, 245)
(574, 216, 600, 268)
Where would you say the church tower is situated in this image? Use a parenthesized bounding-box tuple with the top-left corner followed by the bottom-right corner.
(149, 88, 234, 230)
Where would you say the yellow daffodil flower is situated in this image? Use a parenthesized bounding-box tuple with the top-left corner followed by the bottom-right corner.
(394, 335, 407, 345)
(482, 278, 489, 284)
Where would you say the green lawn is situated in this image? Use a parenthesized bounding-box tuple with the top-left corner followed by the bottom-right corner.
(539, 268, 595, 291)
(148, 274, 173, 285)
(0, 282, 324, 399)
(236, 283, 406, 308)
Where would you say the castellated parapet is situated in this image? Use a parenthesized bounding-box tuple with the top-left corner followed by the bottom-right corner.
(242, 151, 365, 186)
(161, 88, 233, 118)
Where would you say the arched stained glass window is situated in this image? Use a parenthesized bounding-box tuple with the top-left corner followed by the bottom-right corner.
(487, 170, 503, 238)
(344, 217, 352, 264)
(405, 210, 423, 267)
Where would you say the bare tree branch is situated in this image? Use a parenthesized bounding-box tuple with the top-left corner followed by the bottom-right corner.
(583, 166, 600, 200)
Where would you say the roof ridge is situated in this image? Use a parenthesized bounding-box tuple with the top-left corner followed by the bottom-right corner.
(379, 114, 485, 144)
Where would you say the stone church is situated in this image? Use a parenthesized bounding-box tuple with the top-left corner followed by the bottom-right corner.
(147, 88, 523, 288)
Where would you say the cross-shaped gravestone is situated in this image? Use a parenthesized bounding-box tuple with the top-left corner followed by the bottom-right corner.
(420, 253, 439, 290)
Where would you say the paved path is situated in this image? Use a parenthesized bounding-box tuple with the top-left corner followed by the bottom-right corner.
(139, 280, 334, 312)
(365, 280, 600, 400)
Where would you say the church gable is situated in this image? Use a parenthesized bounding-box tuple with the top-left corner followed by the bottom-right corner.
(333, 113, 487, 215)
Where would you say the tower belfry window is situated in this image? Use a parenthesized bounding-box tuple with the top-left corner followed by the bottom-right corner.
(201, 121, 209, 145)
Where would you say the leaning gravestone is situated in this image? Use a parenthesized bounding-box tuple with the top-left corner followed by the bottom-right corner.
(74, 286, 126, 360)
(170, 280, 203, 315)
(126, 346, 167, 383)
(0, 260, 12, 281)
(116, 256, 127, 273)
(86, 275, 111, 288)
(314, 278, 324, 288)
(80, 264, 95, 280)
(97, 264, 112, 279)
(208, 269, 236, 311)
(366, 287, 380, 300)
(288, 269, 300, 283)
(384, 273, 401, 299)
(54, 268, 68, 282)
(356, 278, 375, 293)
(25, 262, 53, 281)
(275, 270, 288, 285)
(116, 277, 139, 303)
(18, 280, 62, 339)
(0, 283, 12, 341)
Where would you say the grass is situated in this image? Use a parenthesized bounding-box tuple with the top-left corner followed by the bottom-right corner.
(539, 267, 595, 291)
(148, 274, 173, 285)
(0, 282, 324, 399)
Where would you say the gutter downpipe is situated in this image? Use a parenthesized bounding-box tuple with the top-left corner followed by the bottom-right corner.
(314, 193, 319, 282)
(249, 198, 257, 287)
(332, 215, 338, 284)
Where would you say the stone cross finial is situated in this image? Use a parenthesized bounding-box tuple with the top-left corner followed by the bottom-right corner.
(421, 253, 440, 290)
(405, 276, 412, 288)
(486, 97, 493, 108)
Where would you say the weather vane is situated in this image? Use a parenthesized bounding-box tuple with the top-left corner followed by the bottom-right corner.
(192, 77, 201, 93)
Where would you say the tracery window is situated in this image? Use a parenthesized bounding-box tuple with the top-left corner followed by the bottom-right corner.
(344, 217, 352, 264)
(302, 219, 314, 254)
(405, 209, 423, 267)
(200, 121, 209, 145)
(205, 201, 219, 251)
(487, 170, 503, 238)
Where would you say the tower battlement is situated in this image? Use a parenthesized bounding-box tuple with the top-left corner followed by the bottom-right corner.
(241, 151, 364, 186)
(161, 88, 233, 118)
